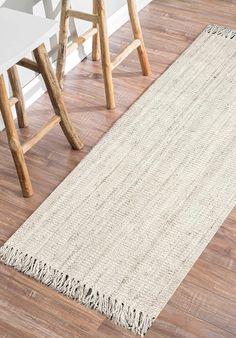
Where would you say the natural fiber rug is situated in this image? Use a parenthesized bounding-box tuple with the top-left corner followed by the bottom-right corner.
(1, 24, 236, 336)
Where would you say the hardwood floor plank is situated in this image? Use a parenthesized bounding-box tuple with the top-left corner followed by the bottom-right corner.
(0, 320, 34, 338)
(0, 265, 103, 338)
(186, 259, 236, 303)
(152, 304, 236, 338)
(169, 281, 236, 335)
(201, 247, 236, 273)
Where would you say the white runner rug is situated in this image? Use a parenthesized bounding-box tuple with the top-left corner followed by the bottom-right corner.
(1, 25, 236, 336)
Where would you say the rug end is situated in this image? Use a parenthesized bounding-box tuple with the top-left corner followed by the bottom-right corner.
(205, 24, 236, 40)
(0, 244, 155, 336)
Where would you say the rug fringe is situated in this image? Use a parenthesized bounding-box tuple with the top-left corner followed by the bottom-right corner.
(205, 24, 236, 40)
(0, 244, 155, 336)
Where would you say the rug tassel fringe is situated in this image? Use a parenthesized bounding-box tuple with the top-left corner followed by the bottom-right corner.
(205, 24, 236, 40)
(0, 245, 155, 337)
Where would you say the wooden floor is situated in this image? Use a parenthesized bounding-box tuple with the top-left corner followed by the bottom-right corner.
(1, 0, 236, 337)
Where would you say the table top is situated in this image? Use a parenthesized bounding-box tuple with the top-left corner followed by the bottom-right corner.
(0, 7, 58, 75)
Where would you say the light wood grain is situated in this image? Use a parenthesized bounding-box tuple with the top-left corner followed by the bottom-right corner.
(7, 66, 28, 128)
(92, 0, 100, 61)
(56, 0, 70, 88)
(17, 58, 40, 73)
(9, 96, 18, 107)
(111, 39, 141, 70)
(67, 9, 98, 23)
(67, 28, 98, 56)
(0, 75, 32, 197)
(34, 44, 83, 151)
(127, 0, 151, 76)
(97, 0, 115, 110)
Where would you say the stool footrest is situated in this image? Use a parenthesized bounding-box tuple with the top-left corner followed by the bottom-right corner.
(111, 39, 141, 71)
(17, 58, 40, 73)
(9, 96, 19, 107)
(67, 9, 98, 23)
(67, 28, 98, 55)
(22, 115, 61, 154)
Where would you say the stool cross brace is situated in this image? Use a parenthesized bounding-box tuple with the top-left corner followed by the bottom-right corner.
(0, 44, 83, 197)
(56, 0, 151, 110)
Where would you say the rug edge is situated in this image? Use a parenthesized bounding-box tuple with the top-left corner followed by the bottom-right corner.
(205, 23, 236, 39)
(0, 244, 156, 337)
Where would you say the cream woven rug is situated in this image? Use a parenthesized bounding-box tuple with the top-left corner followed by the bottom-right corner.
(1, 25, 236, 336)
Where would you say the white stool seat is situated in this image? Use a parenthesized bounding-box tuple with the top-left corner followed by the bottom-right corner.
(0, 7, 58, 74)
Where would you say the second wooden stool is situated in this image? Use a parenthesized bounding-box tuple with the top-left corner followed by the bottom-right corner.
(56, 0, 151, 110)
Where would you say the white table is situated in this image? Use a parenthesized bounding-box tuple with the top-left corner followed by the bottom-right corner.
(0, 7, 83, 198)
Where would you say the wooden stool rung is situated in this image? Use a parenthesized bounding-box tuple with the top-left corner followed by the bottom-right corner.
(67, 27, 98, 55)
(57, 0, 150, 108)
(9, 96, 19, 107)
(22, 115, 61, 154)
(67, 9, 98, 23)
(111, 39, 141, 71)
(17, 58, 40, 73)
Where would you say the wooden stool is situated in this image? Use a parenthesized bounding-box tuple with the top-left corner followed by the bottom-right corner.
(0, 8, 83, 198)
(56, 0, 151, 109)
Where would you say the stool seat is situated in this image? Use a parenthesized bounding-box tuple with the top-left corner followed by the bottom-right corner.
(0, 8, 58, 75)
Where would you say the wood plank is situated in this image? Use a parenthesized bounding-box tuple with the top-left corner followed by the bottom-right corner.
(0, 264, 103, 338)
(169, 281, 236, 335)
(153, 304, 235, 338)
(186, 259, 236, 302)
(201, 247, 236, 273)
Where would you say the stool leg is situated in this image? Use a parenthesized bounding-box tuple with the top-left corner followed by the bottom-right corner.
(34, 44, 83, 150)
(97, 0, 115, 110)
(0, 74, 33, 197)
(56, 0, 70, 88)
(127, 0, 151, 76)
(7, 66, 28, 128)
(92, 0, 100, 61)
